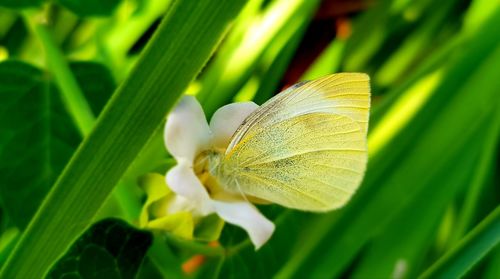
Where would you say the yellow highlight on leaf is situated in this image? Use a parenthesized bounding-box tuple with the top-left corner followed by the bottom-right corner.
(0, 47, 8, 61)
(368, 69, 443, 157)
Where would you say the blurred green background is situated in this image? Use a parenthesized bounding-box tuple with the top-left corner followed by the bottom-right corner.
(0, 0, 499, 278)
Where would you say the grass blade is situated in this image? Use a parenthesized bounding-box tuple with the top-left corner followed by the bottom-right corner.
(0, 0, 248, 277)
(419, 205, 500, 279)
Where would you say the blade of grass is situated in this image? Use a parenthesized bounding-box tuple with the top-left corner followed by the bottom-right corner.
(301, 38, 345, 81)
(23, 12, 140, 221)
(483, 247, 500, 279)
(419, 205, 500, 279)
(342, 0, 392, 71)
(352, 102, 500, 278)
(0, 228, 19, 264)
(374, 0, 457, 86)
(452, 104, 500, 244)
(192, 0, 265, 102)
(275, 10, 500, 277)
(303, 32, 500, 278)
(197, 0, 320, 116)
(245, 2, 312, 104)
(102, 0, 173, 58)
(0, 0, 248, 277)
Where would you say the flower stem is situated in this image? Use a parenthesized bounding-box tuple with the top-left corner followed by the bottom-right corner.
(23, 11, 95, 136)
(165, 233, 225, 257)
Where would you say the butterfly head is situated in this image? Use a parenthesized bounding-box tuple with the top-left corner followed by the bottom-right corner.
(192, 148, 240, 196)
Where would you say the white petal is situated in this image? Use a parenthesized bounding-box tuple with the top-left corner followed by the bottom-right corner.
(166, 161, 214, 215)
(209, 102, 259, 149)
(165, 96, 211, 162)
(213, 201, 275, 249)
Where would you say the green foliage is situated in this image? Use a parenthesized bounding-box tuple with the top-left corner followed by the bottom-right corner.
(0, 61, 77, 229)
(48, 218, 153, 279)
(420, 205, 500, 279)
(57, 0, 122, 17)
(0, 61, 114, 229)
(0, 0, 42, 9)
(0, 0, 249, 277)
(70, 62, 116, 116)
(0, 0, 499, 278)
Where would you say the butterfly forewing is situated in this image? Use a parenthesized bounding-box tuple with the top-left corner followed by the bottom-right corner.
(218, 73, 370, 211)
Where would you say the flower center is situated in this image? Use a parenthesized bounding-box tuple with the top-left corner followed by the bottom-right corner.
(193, 149, 225, 196)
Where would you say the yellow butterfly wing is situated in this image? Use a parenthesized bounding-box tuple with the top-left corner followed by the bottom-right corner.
(217, 73, 370, 211)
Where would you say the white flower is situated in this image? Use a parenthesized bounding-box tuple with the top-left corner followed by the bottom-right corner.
(164, 95, 275, 249)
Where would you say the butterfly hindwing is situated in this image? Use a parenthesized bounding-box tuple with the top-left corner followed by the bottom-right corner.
(218, 73, 370, 211)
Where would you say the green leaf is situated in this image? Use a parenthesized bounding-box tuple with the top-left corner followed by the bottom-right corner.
(0, 60, 80, 229)
(47, 218, 153, 279)
(57, 0, 121, 17)
(0, 0, 42, 9)
(0, 0, 249, 277)
(69, 62, 116, 116)
(140, 236, 185, 279)
(0, 61, 115, 229)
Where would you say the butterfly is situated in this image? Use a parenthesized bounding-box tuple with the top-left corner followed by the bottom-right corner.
(206, 73, 370, 211)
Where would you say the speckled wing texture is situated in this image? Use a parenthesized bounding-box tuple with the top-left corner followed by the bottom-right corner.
(219, 73, 370, 211)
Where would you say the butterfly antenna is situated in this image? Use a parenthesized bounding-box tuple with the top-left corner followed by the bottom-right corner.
(208, 159, 218, 174)
(234, 178, 250, 203)
(195, 153, 210, 172)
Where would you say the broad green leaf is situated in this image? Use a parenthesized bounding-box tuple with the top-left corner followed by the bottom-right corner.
(70, 62, 116, 116)
(0, 60, 80, 229)
(0, 16, 28, 59)
(47, 218, 153, 279)
(57, 0, 121, 17)
(139, 236, 185, 279)
(0, 61, 114, 229)
(0, 0, 249, 277)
